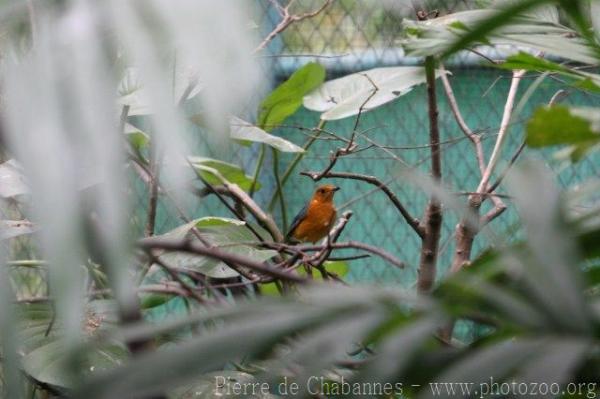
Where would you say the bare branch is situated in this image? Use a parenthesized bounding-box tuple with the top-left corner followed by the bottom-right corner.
(480, 198, 507, 227)
(417, 56, 443, 294)
(476, 69, 525, 193)
(273, 240, 405, 269)
(150, 255, 208, 304)
(439, 64, 486, 175)
(255, 0, 334, 53)
(139, 237, 306, 283)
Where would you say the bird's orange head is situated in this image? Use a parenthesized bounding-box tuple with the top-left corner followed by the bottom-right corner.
(312, 184, 340, 203)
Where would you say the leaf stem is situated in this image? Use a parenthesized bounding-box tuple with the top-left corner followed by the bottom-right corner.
(271, 148, 288, 233)
(267, 119, 326, 211)
(249, 144, 266, 198)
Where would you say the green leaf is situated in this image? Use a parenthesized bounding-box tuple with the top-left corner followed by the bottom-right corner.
(230, 117, 304, 152)
(303, 67, 448, 120)
(124, 123, 150, 153)
(298, 261, 349, 279)
(499, 52, 573, 74)
(526, 105, 600, 149)
(258, 62, 325, 131)
(259, 282, 281, 297)
(189, 156, 260, 192)
(322, 260, 349, 277)
(260, 261, 348, 295)
(16, 301, 126, 390)
(156, 217, 277, 279)
(140, 293, 173, 310)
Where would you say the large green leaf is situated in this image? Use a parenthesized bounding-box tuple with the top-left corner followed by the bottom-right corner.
(230, 117, 304, 153)
(189, 156, 260, 192)
(155, 217, 277, 279)
(124, 123, 150, 153)
(526, 105, 600, 161)
(303, 67, 448, 121)
(257, 62, 325, 131)
(260, 260, 349, 296)
(16, 301, 127, 391)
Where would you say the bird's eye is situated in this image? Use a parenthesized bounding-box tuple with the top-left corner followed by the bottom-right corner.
(318, 189, 324, 194)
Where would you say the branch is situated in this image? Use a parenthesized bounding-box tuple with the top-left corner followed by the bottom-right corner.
(225, 182, 285, 243)
(439, 64, 486, 176)
(480, 86, 566, 228)
(150, 255, 207, 304)
(417, 56, 443, 294)
(139, 237, 306, 283)
(300, 171, 424, 237)
(272, 240, 405, 269)
(193, 164, 284, 243)
(303, 241, 405, 269)
(476, 69, 525, 193)
(144, 142, 161, 237)
(255, 0, 334, 53)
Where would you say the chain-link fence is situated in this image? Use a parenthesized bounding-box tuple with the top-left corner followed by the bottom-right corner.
(247, 0, 600, 288)
(8, 1, 600, 310)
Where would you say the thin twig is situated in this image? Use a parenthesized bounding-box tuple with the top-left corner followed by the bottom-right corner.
(150, 255, 207, 304)
(255, 0, 334, 53)
(476, 69, 525, 193)
(271, 148, 288, 232)
(290, 241, 405, 269)
(439, 64, 486, 175)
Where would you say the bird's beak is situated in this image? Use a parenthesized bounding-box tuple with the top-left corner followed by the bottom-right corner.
(332, 186, 340, 192)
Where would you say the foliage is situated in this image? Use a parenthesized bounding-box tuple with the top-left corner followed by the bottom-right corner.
(258, 62, 325, 130)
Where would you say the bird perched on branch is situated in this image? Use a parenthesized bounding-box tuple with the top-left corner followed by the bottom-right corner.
(286, 184, 340, 243)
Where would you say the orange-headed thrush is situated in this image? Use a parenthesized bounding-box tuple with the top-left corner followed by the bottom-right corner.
(286, 184, 340, 243)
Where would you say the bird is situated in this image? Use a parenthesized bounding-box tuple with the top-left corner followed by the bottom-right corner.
(286, 184, 340, 243)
